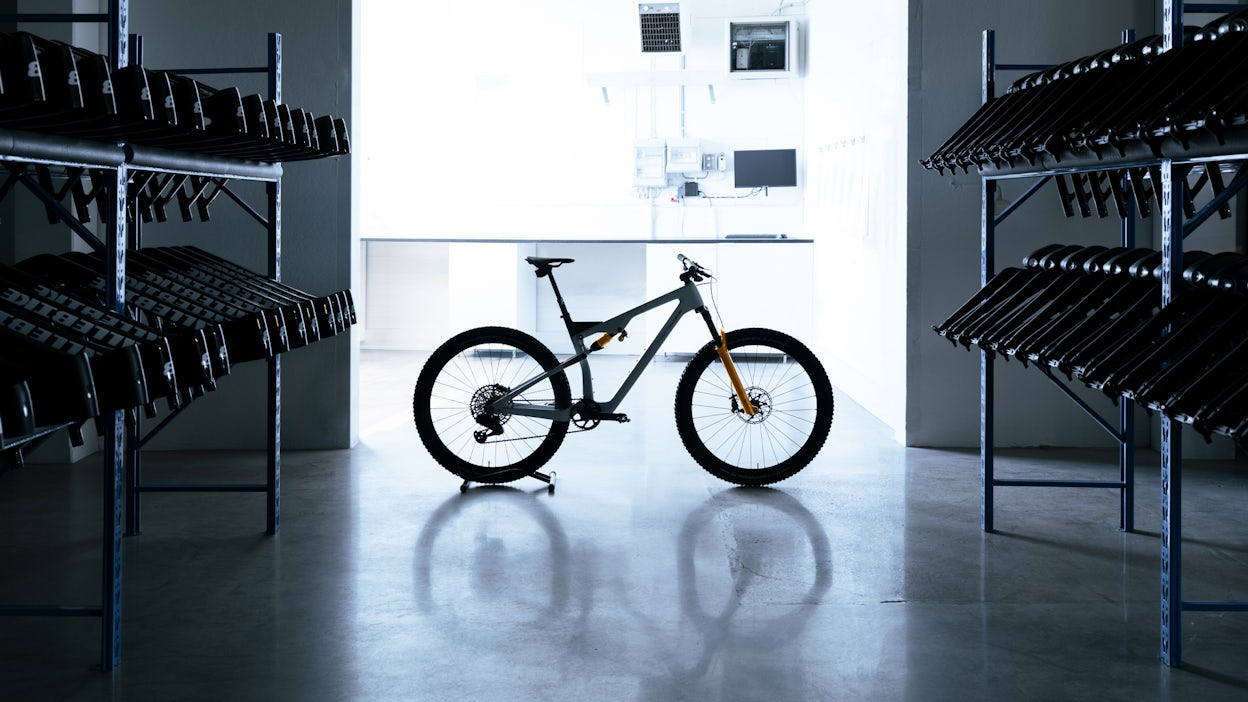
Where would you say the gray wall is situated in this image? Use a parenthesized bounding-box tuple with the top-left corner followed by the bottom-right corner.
(910, 0, 1168, 448)
(127, 0, 355, 450)
(3, 0, 355, 454)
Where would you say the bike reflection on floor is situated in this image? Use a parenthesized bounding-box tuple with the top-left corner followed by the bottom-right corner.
(413, 486, 574, 643)
(639, 488, 833, 700)
(412, 485, 831, 695)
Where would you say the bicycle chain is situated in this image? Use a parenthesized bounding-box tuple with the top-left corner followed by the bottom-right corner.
(477, 401, 608, 444)
(481, 424, 596, 444)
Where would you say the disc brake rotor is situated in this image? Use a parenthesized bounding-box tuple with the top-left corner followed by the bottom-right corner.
(731, 386, 773, 424)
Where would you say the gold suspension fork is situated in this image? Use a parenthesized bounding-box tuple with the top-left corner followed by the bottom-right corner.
(715, 329, 756, 415)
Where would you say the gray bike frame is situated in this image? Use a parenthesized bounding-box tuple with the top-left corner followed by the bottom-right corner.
(489, 279, 717, 422)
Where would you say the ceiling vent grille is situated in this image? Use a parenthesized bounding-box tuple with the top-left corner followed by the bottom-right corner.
(639, 4, 682, 53)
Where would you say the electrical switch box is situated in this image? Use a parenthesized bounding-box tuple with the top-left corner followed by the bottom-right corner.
(666, 139, 701, 173)
(727, 18, 798, 79)
(634, 138, 668, 187)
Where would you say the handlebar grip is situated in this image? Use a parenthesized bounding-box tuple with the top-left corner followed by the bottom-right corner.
(677, 253, 690, 264)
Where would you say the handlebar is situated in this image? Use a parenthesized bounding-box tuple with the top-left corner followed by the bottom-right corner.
(678, 253, 712, 283)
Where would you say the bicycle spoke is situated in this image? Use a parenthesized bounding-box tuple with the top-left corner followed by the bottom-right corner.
(415, 329, 571, 482)
(676, 333, 833, 481)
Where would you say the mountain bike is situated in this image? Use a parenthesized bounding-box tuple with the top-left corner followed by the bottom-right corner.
(412, 254, 834, 489)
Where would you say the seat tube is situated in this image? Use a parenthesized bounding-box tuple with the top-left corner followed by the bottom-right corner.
(545, 271, 576, 334)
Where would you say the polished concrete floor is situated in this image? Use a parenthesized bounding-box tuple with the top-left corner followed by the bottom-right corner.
(2, 349, 1247, 700)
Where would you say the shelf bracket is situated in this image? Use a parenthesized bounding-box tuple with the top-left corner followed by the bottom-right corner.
(995, 175, 1051, 226)
(12, 166, 106, 253)
(1184, 162, 1248, 237)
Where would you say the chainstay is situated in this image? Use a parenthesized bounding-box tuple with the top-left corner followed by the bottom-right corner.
(482, 424, 594, 444)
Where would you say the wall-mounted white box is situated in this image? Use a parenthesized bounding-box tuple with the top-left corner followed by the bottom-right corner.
(634, 138, 668, 186)
(726, 18, 798, 79)
(666, 138, 701, 173)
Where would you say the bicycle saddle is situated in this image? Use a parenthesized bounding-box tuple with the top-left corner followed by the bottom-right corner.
(525, 256, 574, 278)
(1022, 243, 1069, 269)
(1097, 248, 1153, 276)
(1057, 245, 1109, 272)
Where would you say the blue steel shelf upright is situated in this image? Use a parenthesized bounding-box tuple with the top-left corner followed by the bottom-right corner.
(1156, 0, 1248, 670)
(978, 30, 1139, 537)
(0, 2, 133, 672)
(974, 0, 1248, 668)
(0, 2, 286, 672)
(123, 33, 285, 539)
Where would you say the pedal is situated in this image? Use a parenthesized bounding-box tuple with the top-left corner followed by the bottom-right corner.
(602, 413, 630, 423)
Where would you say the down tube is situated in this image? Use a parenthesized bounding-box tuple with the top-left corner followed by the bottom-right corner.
(596, 285, 709, 414)
(505, 284, 708, 419)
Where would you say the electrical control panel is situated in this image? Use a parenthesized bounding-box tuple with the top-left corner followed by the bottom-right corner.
(633, 138, 668, 187)
(726, 18, 798, 79)
(666, 138, 701, 173)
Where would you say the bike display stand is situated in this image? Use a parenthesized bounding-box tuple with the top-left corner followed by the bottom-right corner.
(461, 471, 555, 494)
(966, 0, 1248, 667)
(0, 2, 287, 671)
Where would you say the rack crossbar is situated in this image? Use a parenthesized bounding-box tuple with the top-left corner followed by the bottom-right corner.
(137, 484, 267, 493)
(1184, 3, 1246, 13)
(1183, 601, 1248, 612)
(994, 479, 1128, 488)
(0, 13, 108, 22)
(160, 66, 269, 75)
(0, 605, 104, 617)
(995, 63, 1054, 72)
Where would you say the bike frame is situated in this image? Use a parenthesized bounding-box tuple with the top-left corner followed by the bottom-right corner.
(489, 276, 720, 422)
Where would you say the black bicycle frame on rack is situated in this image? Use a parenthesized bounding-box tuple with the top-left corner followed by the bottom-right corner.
(489, 271, 721, 422)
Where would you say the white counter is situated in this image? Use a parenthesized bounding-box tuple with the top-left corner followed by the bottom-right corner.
(360, 238, 815, 353)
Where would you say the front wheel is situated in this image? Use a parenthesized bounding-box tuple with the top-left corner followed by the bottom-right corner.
(675, 328, 833, 486)
(414, 327, 571, 484)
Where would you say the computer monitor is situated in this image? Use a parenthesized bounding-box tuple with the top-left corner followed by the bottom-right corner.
(733, 148, 797, 188)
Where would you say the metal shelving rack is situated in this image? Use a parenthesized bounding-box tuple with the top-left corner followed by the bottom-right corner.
(0, 1, 285, 671)
(979, 30, 1138, 536)
(974, 0, 1248, 667)
(124, 33, 284, 539)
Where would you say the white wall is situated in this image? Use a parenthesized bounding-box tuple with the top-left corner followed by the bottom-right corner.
(358, 0, 807, 242)
(803, 0, 911, 440)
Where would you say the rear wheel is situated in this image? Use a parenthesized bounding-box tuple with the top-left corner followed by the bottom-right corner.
(414, 327, 571, 483)
(675, 328, 833, 486)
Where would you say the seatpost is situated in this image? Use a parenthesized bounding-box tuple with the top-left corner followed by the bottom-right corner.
(544, 269, 575, 331)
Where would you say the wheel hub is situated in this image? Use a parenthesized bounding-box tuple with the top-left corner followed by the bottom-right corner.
(470, 384, 511, 442)
(731, 386, 772, 424)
